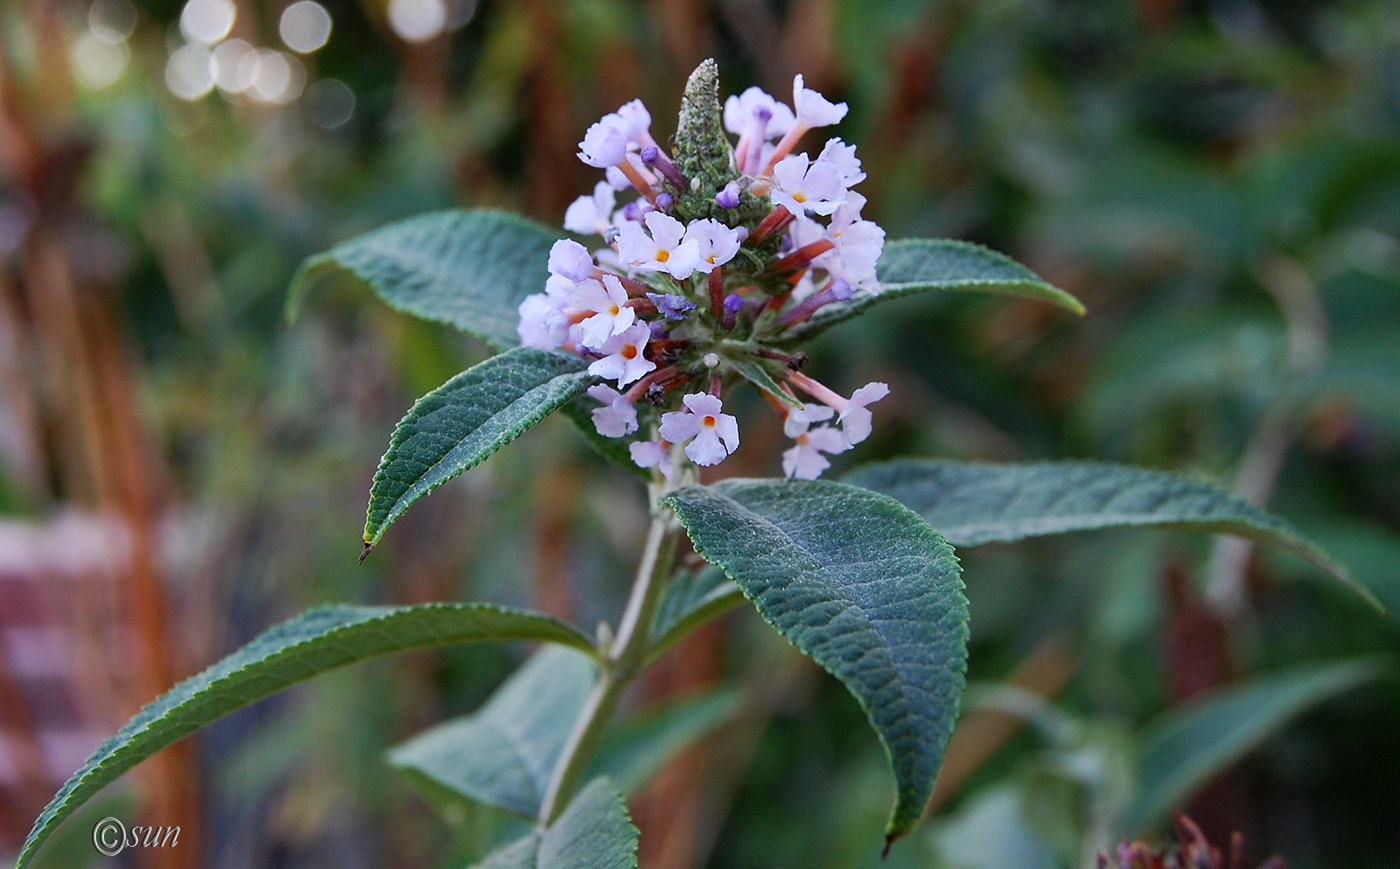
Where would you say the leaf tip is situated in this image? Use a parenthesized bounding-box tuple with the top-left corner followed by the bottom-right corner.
(881, 833, 899, 860)
(359, 542, 374, 564)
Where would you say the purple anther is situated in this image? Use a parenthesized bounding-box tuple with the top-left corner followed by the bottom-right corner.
(721, 292, 744, 330)
(640, 145, 689, 190)
(715, 181, 742, 209)
(655, 191, 674, 211)
(620, 201, 644, 222)
(647, 292, 697, 321)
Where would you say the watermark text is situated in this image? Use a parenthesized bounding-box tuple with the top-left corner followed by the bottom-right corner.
(92, 817, 180, 857)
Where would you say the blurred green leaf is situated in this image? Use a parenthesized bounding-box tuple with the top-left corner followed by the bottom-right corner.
(389, 646, 597, 817)
(364, 348, 592, 548)
(1119, 657, 1389, 835)
(844, 459, 1381, 610)
(390, 645, 741, 818)
(646, 566, 745, 666)
(468, 777, 638, 869)
(16, 604, 597, 869)
(664, 479, 968, 842)
(589, 688, 743, 794)
(783, 239, 1084, 343)
(286, 209, 559, 351)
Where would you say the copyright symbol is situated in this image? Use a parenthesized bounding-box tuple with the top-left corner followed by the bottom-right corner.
(93, 816, 126, 856)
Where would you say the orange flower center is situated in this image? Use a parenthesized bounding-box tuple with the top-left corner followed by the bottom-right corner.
(607, 303, 620, 315)
(793, 192, 808, 203)
(702, 415, 717, 427)
(622, 345, 638, 360)
(656, 249, 670, 263)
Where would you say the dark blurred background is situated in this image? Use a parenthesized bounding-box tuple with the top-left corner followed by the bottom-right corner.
(1, 0, 1398, 866)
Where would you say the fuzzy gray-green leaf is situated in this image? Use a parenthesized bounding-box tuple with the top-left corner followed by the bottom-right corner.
(467, 778, 639, 869)
(286, 209, 558, 351)
(365, 348, 592, 547)
(844, 459, 1381, 611)
(784, 239, 1084, 342)
(664, 479, 968, 842)
(17, 603, 596, 869)
(1120, 657, 1387, 835)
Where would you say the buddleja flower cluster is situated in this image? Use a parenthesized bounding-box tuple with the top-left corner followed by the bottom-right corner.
(517, 61, 888, 480)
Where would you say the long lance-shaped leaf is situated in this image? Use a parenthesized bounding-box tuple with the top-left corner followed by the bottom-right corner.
(469, 777, 639, 869)
(17, 603, 596, 869)
(286, 209, 559, 351)
(364, 348, 592, 551)
(1120, 657, 1388, 835)
(782, 239, 1085, 342)
(844, 459, 1382, 611)
(664, 479, 968, 847)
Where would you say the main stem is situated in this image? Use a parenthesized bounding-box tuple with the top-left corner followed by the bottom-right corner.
(537, 494, 680, 826)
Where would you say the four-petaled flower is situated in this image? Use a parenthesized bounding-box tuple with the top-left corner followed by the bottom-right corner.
(659, 393, 740, 466)
(617, 213, 701, 279)
(781, 403, 850, 480)
(587, 323, 656, 388)
(587, 384, 639, 437)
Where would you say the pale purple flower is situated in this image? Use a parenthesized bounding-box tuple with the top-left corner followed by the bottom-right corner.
(825, 193, 885, 290)
(517, 293, 570, 349)
(792, 73, 848, 128)
(780, 403, 849, 479)
(838, 382, 890, 444)
(723, 87, 796, 138)
(683, 218, 743, 273)
(817, 138, 866, 186)
(572, 274, 635, 350)
(564, 182, 617, 237)
(616, 212, 701, 279)
(658, 393, 740, 466)
(577, 121, 628, 168)
(770, 154, 848, 218)
(549, 239, 597, 282)
(587, 384, 639, 437)
(612, 99, 657, 150)
(587, 323, 655, 387)
(629, 440, 674, 478)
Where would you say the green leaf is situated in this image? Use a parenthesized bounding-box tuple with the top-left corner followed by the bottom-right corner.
(727, 355, 803, 409)
(782, 239, 1085, 342)
(588, 688, 744, 794)
(391, 645, 740, 818)
(17, 603, 596, 869)
(365, 348, 593, 548)
(844, 459, 1382, 611)
(388, 646, 597, 817)
(286, 209, 559, 351)
(646, 566, 745, 666)
(467, 777, 639, 869)
(1119, 658, 1388, 835)
(664, 479, 969, 843)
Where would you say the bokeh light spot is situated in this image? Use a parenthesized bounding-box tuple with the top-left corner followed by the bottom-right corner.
(166, 44, 215, 100)
(387, 0, 446, 43)
(179, 0, 235, 46)
(304, 79, 355, 129)
(72, 32, 129, 88)
(280, 1, 332, 54)
(88, 0, 137, 43)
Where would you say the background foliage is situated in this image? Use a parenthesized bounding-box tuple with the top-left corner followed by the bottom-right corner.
(1, 0, 1397, 866)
